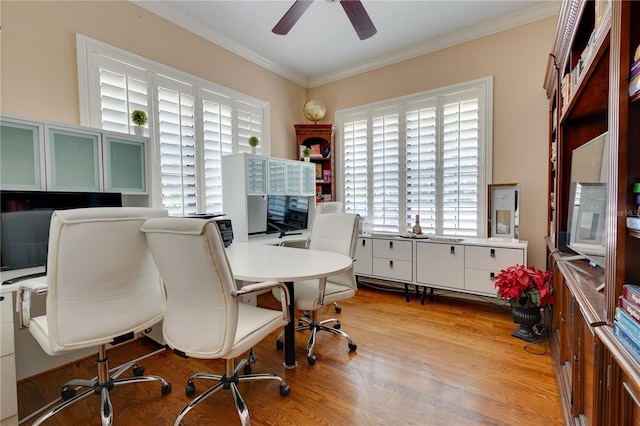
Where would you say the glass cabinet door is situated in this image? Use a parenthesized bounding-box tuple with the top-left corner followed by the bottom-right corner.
(46, 126, 102, 191)
(286, 162, 300, 195)
(301, 163, 316, 196)
(246, 156, 267, 195)
(103, 134, 147, 194)
(268, 159, 286, 194)
(0, 117, 45, 190)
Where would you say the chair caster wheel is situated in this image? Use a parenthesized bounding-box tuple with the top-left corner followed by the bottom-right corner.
(307, 355, 316, 365)
(276, 339, 284, 349)
(132, 364, 145, 376)
(348, 343, 357, 352)
(335, 306, 342, 313)
(334, 321, 341, 330)
(185, 381, 196, 396)
(244, 364, 252, 375)
(162, 382, 172, 395)
(61, 386, 76, 400)
(280, 384, 291, 397)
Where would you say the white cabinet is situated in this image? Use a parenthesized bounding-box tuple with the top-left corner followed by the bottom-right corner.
(45, 125, 103, 192)
(0, 117, 45, 190)
(1, 115, 149, 195)
(222, 154, 316, 242)
(464, 245, 525, 295)
(0, 293, 17, 425)
(354, 237, 372, 276)
(268, 159, 286, 194)
(301, 163, 315, 196)
(355, 236, 528, 298)
(416, 242, 465, 290)
(102, 133, 148, 194)
(371, 238, 413, 282)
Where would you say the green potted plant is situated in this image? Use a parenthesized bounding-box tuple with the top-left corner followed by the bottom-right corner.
(131, 110, 147, 136)
(248, 136, 259, 154)
(495, 264, 553, 342)
(302, 146, 311, 162)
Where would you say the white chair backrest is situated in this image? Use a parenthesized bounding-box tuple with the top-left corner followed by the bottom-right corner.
(308, 212, 359, 289)
(46, 207, 167, 350)
(141, 218, 238, 358)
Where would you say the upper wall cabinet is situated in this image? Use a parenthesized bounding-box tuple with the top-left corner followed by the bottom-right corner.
(45, 125, 103, 192)
(102, 133, 148, 194)
(0, 117, 46, 190)
(0, 115, 148, 195)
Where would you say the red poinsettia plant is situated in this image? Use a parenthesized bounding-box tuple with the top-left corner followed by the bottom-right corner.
(495, 264, 553, 308)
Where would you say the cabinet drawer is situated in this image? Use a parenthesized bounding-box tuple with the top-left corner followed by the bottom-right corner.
(464, 268, 499, 296)
(1, 295, 12, 325)
(464, 246, 524, 271)
(372, 239, 412, 261)
(372, 258, 412, 282)
(0, 323, 14, 357)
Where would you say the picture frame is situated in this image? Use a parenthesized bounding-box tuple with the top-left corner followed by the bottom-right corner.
(488, 183, 519, 241)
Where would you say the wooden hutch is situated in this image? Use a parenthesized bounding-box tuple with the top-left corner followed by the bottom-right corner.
(544, 0, 640, 424)
(294, 124, 335, 203)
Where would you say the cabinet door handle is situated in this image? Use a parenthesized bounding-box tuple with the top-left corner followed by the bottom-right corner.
(0, 296, 3, 302)
(389, 241, 393, 249)
(450, 246, 455, 254)
(389, 260, 394, 268)
(490, 248, 495, 257)
(361, 239, 366, 246)
(490, 272, 495, 280)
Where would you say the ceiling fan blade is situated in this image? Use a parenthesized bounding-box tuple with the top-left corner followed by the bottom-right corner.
(272, 0, 314, 35)
(340, 0, 377, 40)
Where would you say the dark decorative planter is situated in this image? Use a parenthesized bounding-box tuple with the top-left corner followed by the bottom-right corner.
(511, 306, 542, 342)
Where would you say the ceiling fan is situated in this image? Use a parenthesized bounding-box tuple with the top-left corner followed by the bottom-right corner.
(272, 0, 377, 40)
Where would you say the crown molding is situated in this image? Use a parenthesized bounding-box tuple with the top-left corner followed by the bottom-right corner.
(133, 1, 558, 89)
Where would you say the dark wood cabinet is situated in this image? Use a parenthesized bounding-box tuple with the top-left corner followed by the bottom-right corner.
(545, 0, 640, 424)
(294, 124, 335, 203)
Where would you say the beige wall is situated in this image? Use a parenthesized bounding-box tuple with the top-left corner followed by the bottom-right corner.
(311, 17, 557, 269)
(1, 1, 556, 269)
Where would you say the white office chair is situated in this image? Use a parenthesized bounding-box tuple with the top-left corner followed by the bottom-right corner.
(17, 207, 172, 426)
(275, 212, 359, 365)
(141, 217, 291, 426)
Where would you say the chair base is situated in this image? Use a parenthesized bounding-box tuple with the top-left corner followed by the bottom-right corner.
(29, 345, 171, 426)
(276, 310, 357, 365)
(175, 355, 290, 426)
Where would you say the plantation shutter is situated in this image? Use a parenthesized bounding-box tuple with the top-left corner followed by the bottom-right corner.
(157, 75, 198, 216)
(371, 108, 400, 233)
(201, 89, 233, 214)
(441, 91, 480, 236)
(96, 56, 149, 135)
(337, 78, 489, 237)
(236, 100, 263, 154)
(405, 99, 437, 234)
(342, 114, 369, 218)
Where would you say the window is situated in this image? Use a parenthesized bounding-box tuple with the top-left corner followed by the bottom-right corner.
(77, 35, 269, 216)
(337, 77, 492, 237)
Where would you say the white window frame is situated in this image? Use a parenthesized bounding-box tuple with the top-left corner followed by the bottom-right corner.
(335, 77, 493, 238)
(76, 34, 270, 214)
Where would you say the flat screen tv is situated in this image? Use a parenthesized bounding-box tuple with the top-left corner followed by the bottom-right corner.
(566, 132, 609, 269)
(0, 190, 122, 271)
(266, 195, 310, 236)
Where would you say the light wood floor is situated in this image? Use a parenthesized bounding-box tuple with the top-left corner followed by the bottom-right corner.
(17, 285, 563, 425)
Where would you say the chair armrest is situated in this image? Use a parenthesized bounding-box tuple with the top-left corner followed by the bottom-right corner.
(17, 278, 48, 329)
(233, 281, 291, 323)
(278, 238, 310, 249)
